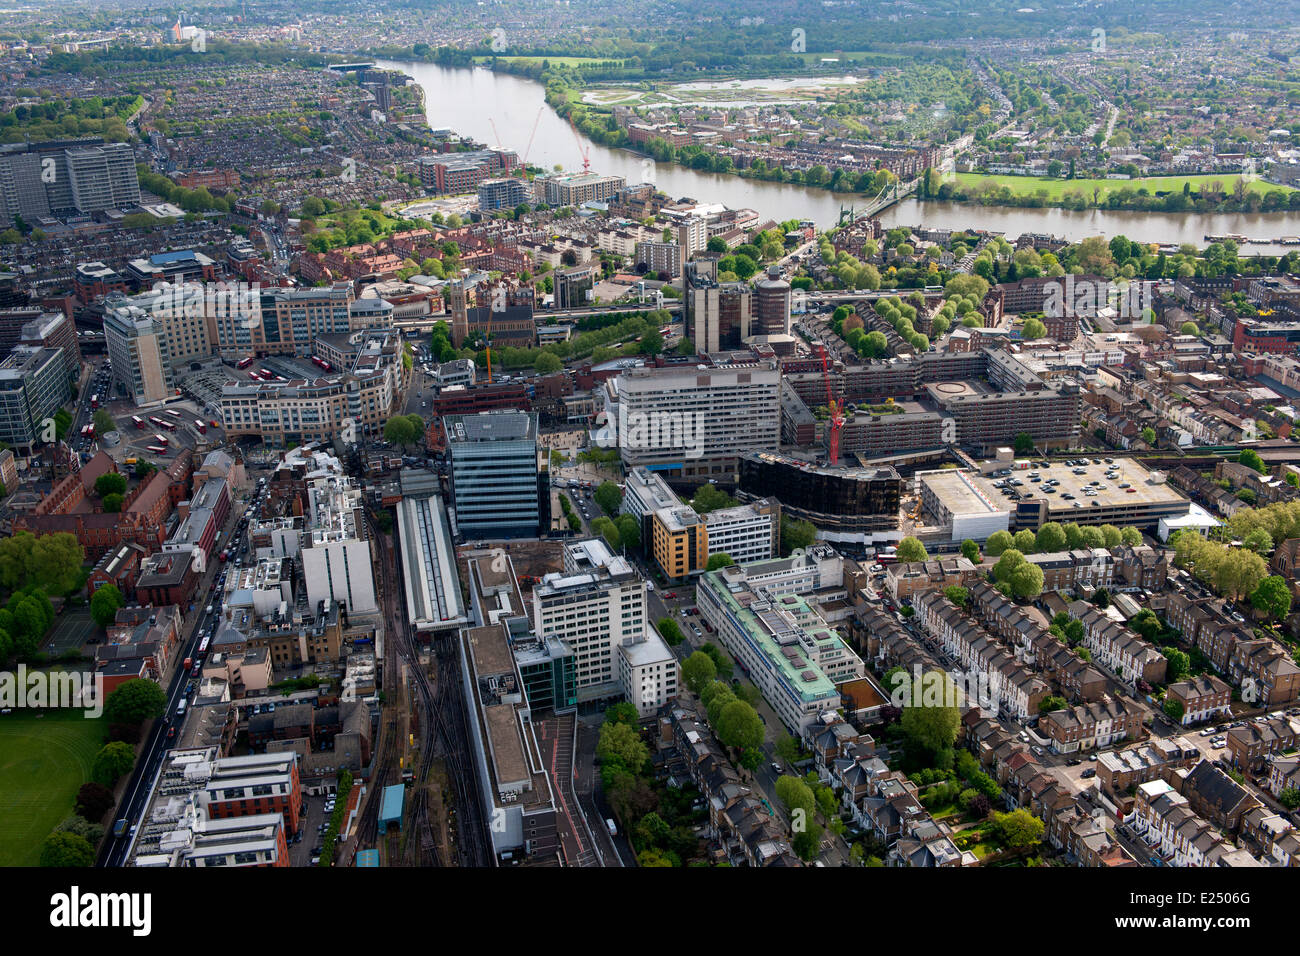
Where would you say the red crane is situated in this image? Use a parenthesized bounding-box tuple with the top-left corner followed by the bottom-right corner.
(567, 117, 591, 172)
(819, 342, 846, 466)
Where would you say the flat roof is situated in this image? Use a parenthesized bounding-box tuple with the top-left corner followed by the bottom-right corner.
(969, 457, 1187, 516)
(922, 469, 1004, 516)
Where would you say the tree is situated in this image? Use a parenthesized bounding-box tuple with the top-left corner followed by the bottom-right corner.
(1180, 321, 1200, 336)
(1038, 696, 1066, 713)
(103, 678, 167, 725)
(92, 741, 136, 786)
(638, 329, 664, 355)
(1238, 448, 1266, 474)
(1163, 698, 1185, 724)
(681, 650, 716, 694)
(993, 548, 1026, 581)
(1013, 529, 1037, 553)
(1161, 646, 1190, 683)
(706, 552, 734, 571)
(596, 719, 649, 772)
(1013, 432, 1035, 455)
(900, 671, 960, 754)
(1120, 527, 1144, 547)
(39, 831, 94, 868)
(690, 484, 736, 514)
(1035, 523, 1067, 553)
(1022, 318, 1046, 340)
(780, 516, 816, 556)
(1243, 529, 1274, 555)
(716, 699, 764, 751)
(896, 536, 928, 563)
(383, 415, 420, 447)
(1252, 575, 1292, 621)
(92, 410, 116, 436)
(960, 539, 981, 563)
(1141, 427, 1157, 446)
(1279, 787, 1300, 811)
(774, 733, 800, 765)
(1008, 562, 1044, 600)
(991, 808, 1044, 848)
(31, 533, 84, 595)
(656, 617, 684, 647)
(591, 516, 621, 550)
(94, 472, 127, 498)
(614, 514, 641, 551)
(985, 530, 1014, 557)
(534, 351, 562, 374)
(944, 585, 969, 606)
(102, 493, 124, 513)
(605, 702, 638, 726)
(593, 480, 623, 516)
(75, 782, 115, 822)
(90, 583, 124, 629)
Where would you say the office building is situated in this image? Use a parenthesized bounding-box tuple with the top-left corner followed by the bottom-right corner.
(0, 345, 69, 450)
(605, 360, 780, 483)
(130, 750, 302, 867)
(697, 567, 864, 736)
(0, 138, 141, 223)
(445, 410, 542, 538)
(532, 538, 648, 703)
(753, 267, 791, 337)
(104, 302, 175, 405)
(64, 142, 141, 213)
(300, 470, 377, 615)
(459, 620, 559, 861)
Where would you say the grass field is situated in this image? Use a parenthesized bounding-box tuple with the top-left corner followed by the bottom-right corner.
(953, 172, 1295, 200)
(0, 709, 106, 866)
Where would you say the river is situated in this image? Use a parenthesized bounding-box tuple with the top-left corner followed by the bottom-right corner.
(381, 59, 1300, 252)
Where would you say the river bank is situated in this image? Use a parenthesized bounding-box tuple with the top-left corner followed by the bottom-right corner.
(379, 57, 1300, 247)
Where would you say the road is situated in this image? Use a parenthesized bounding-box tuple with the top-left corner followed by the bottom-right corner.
(99, 474, 261, 866)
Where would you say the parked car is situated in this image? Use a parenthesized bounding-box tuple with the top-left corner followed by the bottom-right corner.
(1081, 768, 1097, 779)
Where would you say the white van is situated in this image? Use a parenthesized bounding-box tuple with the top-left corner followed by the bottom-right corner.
(605, 818, 618, 837)
(176, 700, 187, 717)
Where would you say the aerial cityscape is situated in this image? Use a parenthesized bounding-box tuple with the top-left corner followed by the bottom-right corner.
(1, 0, 1299, 917)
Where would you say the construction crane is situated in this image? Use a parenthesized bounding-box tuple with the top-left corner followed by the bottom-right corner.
(818, 342, 846, 466)
(521, 106, 544, 167)
(567, 117, 591, 172)
(488, 118, 504, 151)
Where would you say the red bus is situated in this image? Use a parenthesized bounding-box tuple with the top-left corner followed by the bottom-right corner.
(146, 445, 168, 454)
(154, 433, 169, 446)
(194, 419, 206, 434)
(131, 415, 145, 430)
(90, 394, 99, 409)
(237, 356, 254, 370)
(312, 356, 332, 371)
(148, 416, 165, 427)
(82, 424, 95, 439)
(160, 420, 177, 432)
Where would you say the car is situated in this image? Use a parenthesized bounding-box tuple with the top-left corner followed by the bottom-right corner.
(1018, 731, 1029, 742)
(771, 762, 782, 775)
(1080, 768, 1097, 779)
(1067, 757, 1082, 766)
(1031, 745, 1044, 756)
(1086, 754, 1098, 762)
